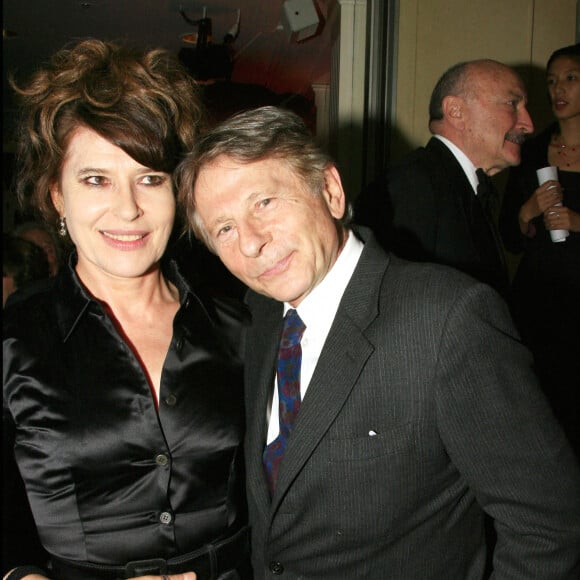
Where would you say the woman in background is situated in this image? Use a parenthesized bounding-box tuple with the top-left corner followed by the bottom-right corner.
(499, 43, 580, 458)
(3, 39, 249, 580)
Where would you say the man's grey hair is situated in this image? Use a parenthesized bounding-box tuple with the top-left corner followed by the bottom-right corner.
(176, 105, 352, 250)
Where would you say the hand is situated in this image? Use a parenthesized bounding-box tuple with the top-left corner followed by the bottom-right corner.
(519, 180, 564, 233)
(3, 571, 198, 580)
(544, 205, 580, 233)
(3, 575, 49, 580)
(127, 574, 197, 580)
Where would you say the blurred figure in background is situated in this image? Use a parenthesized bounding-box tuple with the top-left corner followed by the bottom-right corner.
(3, 233, 49, 307)
(499, 43, 580, 458)
(355, 59, 534, 296)
(13, 221, 62, 277)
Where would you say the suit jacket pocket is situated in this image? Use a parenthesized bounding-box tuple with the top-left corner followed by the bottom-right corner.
(326, 423, 417, 462)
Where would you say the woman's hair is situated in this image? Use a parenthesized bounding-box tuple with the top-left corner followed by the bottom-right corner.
(176, 105, 351, 250)
(547, 43, 580, 70)
(10, 38, 204, 232)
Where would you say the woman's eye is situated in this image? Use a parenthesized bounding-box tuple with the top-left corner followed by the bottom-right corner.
(217, 224, 232, 237)
(259, 198, 272, 208)
(141, 175, 167, 186)
(85, 176, 106, 186)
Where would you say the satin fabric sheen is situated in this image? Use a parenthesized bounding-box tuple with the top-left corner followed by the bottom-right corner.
(3, 254, 248, 565)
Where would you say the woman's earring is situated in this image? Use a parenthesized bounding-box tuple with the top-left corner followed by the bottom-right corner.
(58, 216, 67, 238)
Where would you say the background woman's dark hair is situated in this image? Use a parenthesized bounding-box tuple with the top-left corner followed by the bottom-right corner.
(547, 43, 580, 69)
(10, 38, 205, 233)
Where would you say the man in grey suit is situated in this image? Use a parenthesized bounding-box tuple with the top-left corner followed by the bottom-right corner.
(177, 106, 580, 579)
(355, 60, 534, 295)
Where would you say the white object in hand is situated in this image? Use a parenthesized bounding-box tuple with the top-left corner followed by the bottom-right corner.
(536, 166, 568, 243)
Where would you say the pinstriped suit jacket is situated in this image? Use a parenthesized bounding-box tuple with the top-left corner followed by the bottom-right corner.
(243, 228, 580, 579)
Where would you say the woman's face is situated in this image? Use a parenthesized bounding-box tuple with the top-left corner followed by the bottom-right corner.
(547, 55, 580, 123)
(50, 126, 176, 284)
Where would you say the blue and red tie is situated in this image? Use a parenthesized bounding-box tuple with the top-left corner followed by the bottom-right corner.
(262, 308, 306, 496)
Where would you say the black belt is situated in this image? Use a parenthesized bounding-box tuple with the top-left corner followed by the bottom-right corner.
(50, 526, 250, 580)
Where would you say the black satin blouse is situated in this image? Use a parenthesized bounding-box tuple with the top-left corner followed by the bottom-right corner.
(3, 254, 248, 568)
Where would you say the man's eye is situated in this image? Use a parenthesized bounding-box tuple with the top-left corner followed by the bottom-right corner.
(217, 224, 232, 236)
(259, 198, 272, 208)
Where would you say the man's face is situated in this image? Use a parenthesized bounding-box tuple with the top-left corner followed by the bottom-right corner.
(193, 155, 346, 306)
(462, 64, 534, 175)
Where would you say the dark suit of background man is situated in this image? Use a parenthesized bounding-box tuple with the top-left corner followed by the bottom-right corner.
(355, 59, 534, 295)
(177, 106, 580, 580)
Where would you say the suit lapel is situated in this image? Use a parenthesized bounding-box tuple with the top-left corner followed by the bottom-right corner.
(244, 297, 284, 514)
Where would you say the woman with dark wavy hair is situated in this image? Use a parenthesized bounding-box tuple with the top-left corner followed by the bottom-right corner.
(3, 39, 250, 580)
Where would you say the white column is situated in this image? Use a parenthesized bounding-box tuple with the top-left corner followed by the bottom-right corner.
(312, 82, 331, 150)
(331, 0, 368, 200)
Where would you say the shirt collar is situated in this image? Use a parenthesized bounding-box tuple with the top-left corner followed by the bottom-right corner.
(55, 251, 195, 341)
(434, 134, 480, 194)
(284, 230, 364, 334)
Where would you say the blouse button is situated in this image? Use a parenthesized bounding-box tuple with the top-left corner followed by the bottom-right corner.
(155, 453, 169, 467)
(175, 337, 184, 351)
(159, 511, 173, 525)
(165, 394, 177, 406)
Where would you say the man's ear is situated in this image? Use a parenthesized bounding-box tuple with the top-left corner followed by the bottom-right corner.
(49, 181, 64, 217)
(322, 165, 346, 220)
(442, 95, 465, 129)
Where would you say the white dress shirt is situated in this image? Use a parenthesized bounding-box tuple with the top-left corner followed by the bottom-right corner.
(266, 230, 364, 443)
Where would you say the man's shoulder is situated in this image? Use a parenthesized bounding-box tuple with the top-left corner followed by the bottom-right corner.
(388, 138, 458, 187)
(383, 254, 482, 294)
(353, 235, 490, 305)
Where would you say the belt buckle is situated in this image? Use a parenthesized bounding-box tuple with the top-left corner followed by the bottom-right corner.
(125, 558, 167, 577)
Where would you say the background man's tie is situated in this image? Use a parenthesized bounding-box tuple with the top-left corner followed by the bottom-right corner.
(476, 168, 497, 217)
(262, 309, 306, 496)
(475, 168, 509, 282)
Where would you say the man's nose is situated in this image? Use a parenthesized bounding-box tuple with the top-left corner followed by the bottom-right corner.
(238, 222, 269, 258)
(518, 105, 534, 135)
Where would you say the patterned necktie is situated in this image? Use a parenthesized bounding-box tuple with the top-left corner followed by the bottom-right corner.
(262, 308, 306, 496)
